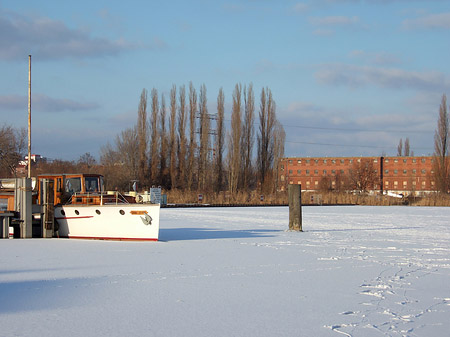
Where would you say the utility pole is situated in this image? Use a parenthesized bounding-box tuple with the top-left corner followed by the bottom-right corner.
(28, 55, 31, 178)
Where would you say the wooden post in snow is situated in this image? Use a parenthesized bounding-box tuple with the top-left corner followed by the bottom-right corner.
(288, 184, 302, 231)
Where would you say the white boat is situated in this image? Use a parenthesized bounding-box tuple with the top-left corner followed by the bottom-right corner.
(37, 173, 160, 241)
(55, 203, 160, 241)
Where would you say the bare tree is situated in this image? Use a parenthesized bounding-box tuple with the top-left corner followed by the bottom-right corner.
(272, 120, 285, 192)
(169, 85, 177, 189)
(433, 94, 450, 193)
(257, 87, 276, 192)
(228, 83, 242, 194)
(160, 94, 169, 187)
(215, 87, 225, 192)
(137, 88, 148, 188)
(348, 158, 378, 193)
(150, 88, 159, 184)
(0, 125, 26, 177)
(177, 85, 187, 189)
(241, 83, 255, 189)
(397, 138, 403, 157)
(77, 152, 97, 172)
(198, 84, 210, 191)
(187, 82, 197, 190)
(99, 127, 139, 191)
(404, 137, 410, 157)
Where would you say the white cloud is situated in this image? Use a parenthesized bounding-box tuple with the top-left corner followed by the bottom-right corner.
(403, 12, 450, 30)
(292, 3, 309, 13)
(0, 10, 148, 61)
(316, 64, 449, 91)
(309, 15, 360, 26)
(0, 94, 99, 112)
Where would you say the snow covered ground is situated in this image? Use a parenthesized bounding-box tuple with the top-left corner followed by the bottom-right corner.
(1, 206, 449, 337)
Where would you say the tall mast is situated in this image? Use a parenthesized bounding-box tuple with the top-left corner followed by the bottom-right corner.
(28, 55, 31, 178)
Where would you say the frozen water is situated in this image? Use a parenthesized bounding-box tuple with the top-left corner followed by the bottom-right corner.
(0, 206, 449, 336)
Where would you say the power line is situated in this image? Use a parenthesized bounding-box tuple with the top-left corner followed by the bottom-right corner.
(286, 140, 433, 151)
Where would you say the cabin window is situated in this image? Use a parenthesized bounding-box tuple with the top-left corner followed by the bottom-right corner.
(85, 177, 100, 192)
(66, 178, 82, 194)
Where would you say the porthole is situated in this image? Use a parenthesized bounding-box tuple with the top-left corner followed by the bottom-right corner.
(75, 210, 79, 215)
(61, 210, 66, 216)
(119, 210, 125, 215)
(96, 210, 101, 215)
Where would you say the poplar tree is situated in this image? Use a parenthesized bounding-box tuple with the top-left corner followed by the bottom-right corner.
(137, 88, 148, 188)
(198, 84, 210, 191)
(150, 88, 159, 184)
(241, 83, 255, 189)
(228, 83, 242, 194)
(177, 85, 187, 189)
(215, 87, 225, 192)
(187, 82, 197, 190)
(169, 85, 177, 189)
(433, 94, 450, 193)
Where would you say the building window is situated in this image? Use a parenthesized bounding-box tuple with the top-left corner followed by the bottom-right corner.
(323, 170, 327, 175)
(349, 159, 353, 164)
(314, 159, 319, 164)
(340, 159, 345, 164)
(385, 169, 389, 174)
(288, 160, 292, 164)
(394, 181, 398, 187)
(331, 170, 336, 175)
(297, 160, 302, 164)
(289, 170, 293, 174)
(314, 170, 318, 175)
(422, 181, 426, 187)
(413, 181, 416, 186)
(280, 175, 285, 182)
(332, 159, 336, 164)
(306, 181, 310, 187)
(403, 170, 407, 174)
(394, 159, 398, 163)
(297, 170, 301, 174)
(314, 181, 318, 186)
(421, 169, 426, 174)
(412, 169, 416, 174)
(373, 159, 378, 163)
(385, 181, 389, 186)
(412, 159, 416, 163)
(306, 159, 310, 164)
(421, 158, 426, 163)
(385, 159, 389, 163)
(403, 159, 407, 163)
(403, 181, 407, 187)
(298, 181, 301, 185)
(340, 170, 344, 174)
(394, 170, 398, 175)
(323, 159, 327, 164)
(306, 170, 310, 175)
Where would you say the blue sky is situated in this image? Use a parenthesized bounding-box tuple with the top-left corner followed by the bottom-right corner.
(1, 0, 449, 161)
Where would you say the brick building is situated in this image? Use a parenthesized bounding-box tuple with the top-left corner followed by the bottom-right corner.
(278, 156, 435, 196)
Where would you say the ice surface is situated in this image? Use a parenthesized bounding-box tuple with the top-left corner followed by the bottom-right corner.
(1, 206, 449, 336)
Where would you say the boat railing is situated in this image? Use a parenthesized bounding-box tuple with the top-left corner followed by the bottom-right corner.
(67, 192, 131, 206)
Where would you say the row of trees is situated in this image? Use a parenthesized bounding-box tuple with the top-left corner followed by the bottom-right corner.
(100, 83, 285, 194)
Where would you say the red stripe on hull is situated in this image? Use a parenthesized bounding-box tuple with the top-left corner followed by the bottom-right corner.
(55, 216, 94, 220)
(60, 235, 158, 241)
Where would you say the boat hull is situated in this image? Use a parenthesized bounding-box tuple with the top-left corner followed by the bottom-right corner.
(54, 203, 160, 241)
